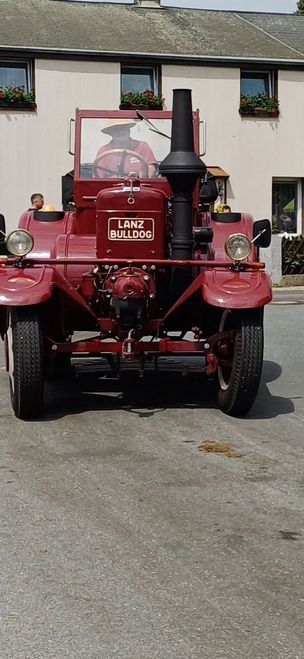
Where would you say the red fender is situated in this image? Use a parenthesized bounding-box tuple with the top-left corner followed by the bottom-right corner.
(201, 269, 272, 308)
(0, 265, 96, 316)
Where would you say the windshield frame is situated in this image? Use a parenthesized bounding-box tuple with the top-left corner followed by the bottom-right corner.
(74, 109, 200, 180)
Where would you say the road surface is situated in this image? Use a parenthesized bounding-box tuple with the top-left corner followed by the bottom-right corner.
(0, 298, 303, 658)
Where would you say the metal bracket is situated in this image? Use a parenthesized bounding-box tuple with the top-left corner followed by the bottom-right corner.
(68, 118, 75, 155)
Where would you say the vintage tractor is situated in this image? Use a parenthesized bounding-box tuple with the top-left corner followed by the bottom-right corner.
(0, 89, 272, 419)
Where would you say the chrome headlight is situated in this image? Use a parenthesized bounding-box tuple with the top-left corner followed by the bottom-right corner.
(6, 230, 34, 257)
(225, 233, 251, 261)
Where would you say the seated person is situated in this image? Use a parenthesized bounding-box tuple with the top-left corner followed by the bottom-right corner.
(215, 204, 231, 213)
(28, 193, 44, 211)
(94, 120, 157, 179)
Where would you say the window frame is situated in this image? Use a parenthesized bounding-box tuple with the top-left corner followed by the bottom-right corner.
(241, 69, 276, 98)
(0, 58, 35, 110)
(121, 64, 160, 96)
(239, 69, 278, 117)
(272, 178, 302, 236)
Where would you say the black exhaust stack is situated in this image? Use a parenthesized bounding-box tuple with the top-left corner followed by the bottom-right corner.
(159, 89, 206, 261)
(159, 90, 206, 310)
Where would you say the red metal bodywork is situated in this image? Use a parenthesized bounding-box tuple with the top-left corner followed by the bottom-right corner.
(96, 182, 167, 259)
(0, 107, 272, 361)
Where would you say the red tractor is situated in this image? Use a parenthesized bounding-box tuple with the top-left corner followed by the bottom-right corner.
(0, 89, 272, 419)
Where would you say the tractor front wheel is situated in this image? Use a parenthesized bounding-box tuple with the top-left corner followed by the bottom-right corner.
(217, 307, 264, 416)
(7, 307, 44, 419)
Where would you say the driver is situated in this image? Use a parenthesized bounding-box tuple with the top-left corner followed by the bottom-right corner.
(94, 119, 157, 178)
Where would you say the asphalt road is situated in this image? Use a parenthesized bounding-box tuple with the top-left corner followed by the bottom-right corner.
(0, 297, 304, 659)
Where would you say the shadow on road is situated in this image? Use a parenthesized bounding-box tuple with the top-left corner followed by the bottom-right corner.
(44, 369, 218, 421)
(248, 360, 295, 420)
(41, 358, 294, 422)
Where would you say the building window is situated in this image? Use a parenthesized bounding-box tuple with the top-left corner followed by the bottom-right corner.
(121, 65, 159, 95)
(0, 60, 35, 108)
(240, 70, 279, 116)
(272, 179, 302, 234)
(241, 70, 276, 97)
(0, 61, 32, 90)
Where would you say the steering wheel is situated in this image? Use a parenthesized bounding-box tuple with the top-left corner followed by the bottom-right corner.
(93, 148, 149, 178)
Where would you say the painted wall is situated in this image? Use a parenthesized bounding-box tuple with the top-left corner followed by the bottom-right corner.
(0, 60, 120, 229)
(162, 65, 304, 223)
(1, 59, 304, 234)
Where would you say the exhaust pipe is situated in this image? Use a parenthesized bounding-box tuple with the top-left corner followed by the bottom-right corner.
(159, 89, 206, 261)
(160, 90, 206, 310)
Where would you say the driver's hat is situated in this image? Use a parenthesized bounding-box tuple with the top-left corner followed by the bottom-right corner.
(41, 204, 56, 212)
(101, 119, 136, 135)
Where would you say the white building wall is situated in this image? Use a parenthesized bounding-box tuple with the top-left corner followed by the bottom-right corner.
(0, 60, 120, 230)
(163, 65, 304, 221)
(1, 59, 304, 235)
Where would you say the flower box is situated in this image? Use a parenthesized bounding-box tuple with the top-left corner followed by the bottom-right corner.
(119, 103, 163, 110)
(120, 89, 164, 111)
(239, 107, 279, 118)
(239, 93, 279, 118)
(0, 86, 36, 110)
(0, 99, 36, 111)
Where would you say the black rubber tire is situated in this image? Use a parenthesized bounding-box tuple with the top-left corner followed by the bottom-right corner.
(217, 307, 264, 417)
(8, 307, 44, 419)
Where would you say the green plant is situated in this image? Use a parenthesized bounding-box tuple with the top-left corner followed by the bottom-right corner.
(239, 93, 279, 112)
(282, 236, 304, 274)
(296, 0, 304, 13)
(120, 88, 164, 109)
(283, 253, 304, 269)
(0, 85, 35, 105)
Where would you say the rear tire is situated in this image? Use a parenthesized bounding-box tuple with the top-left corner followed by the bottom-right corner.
(217, 307, 264, 416)
(7, 307, 44, 419)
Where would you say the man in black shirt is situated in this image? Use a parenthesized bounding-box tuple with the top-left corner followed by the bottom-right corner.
(28, 193, 44, 211)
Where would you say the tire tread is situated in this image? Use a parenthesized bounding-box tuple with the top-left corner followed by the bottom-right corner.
(218, 308, 264, 416)
(10, 307, 44, 419)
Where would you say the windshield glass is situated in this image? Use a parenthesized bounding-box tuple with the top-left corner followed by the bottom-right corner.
(80, 117, 173, 180)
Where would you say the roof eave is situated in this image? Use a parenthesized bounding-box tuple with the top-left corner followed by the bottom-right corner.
(0, 45, 303, 66)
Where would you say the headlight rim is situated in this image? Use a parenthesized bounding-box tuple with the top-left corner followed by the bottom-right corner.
(225, 232, 252, 262)
(6, 229, 34, 257)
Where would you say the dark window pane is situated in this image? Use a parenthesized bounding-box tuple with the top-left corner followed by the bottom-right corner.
(0, 63, 28, 90)
(272, 181, 298, 233)
(241, 71, 269, 97)
(121, 67, 155, 94)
